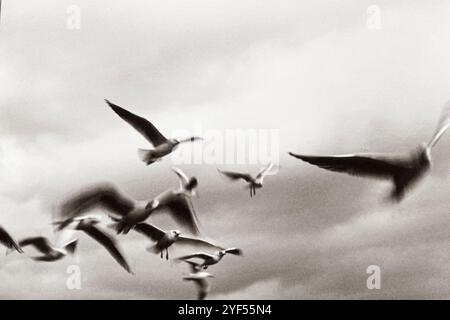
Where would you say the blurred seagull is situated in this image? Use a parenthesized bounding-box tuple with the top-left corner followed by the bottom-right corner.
(105, 99, 203, 165)
(53, 217, 132, 274)
(130, 222, 224, 260)
(172, 167, 199, 198)
(19, 237, 78, 262)
(58, 183, 201, 235)
(218, 162, 277, 197)
(0, 225, 23, 253)
(182, 260, 214, 300)
(289, 101, 450, 202)
(176, 248, 242, 269)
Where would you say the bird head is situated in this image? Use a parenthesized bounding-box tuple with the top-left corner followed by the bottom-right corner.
(218, 250, 227, 257)
(185, 177, 199, 196)
(171, 230, 182, 238)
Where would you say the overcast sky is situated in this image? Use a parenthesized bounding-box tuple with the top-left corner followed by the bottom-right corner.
(1, 0, 450, 299)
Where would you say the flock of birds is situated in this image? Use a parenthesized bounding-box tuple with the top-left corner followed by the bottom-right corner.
(1, 99, 450, 299)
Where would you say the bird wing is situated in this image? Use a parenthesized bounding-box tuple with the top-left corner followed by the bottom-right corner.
(153, 194, 201, 235)
(132, 223, 165, 242)
(428, 101, 450, 148)
(176, 236, 224, 251)
(171, 167, 190, 188)
(224, 248, 243, 256)
(59, 184, 135, 219)
(19, 237, 53, 254)
(217, 169, 253, 183)
(177, 252, 213, 262)
(105, 99, 167, 146)
(77, 223, 132, 274)
(194, 278, 210, 300)
(0, 226, 23, 253)
(255, 161, 274, 182)
(288, 152, 406, 179)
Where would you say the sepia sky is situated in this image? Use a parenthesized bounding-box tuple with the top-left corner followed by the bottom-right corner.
(1, 0, 450, 299)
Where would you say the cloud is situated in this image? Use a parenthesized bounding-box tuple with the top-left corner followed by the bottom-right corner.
(1, 0, 450, 299)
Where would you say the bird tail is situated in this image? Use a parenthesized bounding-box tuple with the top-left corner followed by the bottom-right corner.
(64, 239, 78, 256)
(137, 149, 157, 165)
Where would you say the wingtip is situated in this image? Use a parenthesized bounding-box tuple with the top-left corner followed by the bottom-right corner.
(288, 152, 302, 159)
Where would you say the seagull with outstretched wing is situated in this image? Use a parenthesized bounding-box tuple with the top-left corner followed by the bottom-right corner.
(131, 222, 223, 260)
(289, 101, 450, 202)
(176, 248, 243, 269)
(218, 162, 277, 197)
(19, 236, 78, 262)
(0, 226, 23, 253)
(105, 99, 203, 165)
(58, 182, 202, 236)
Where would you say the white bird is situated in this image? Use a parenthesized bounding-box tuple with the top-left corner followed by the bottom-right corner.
(218, 162, 277, 197)
(53, 217, 133, 274)
(182, 260, 214, 300)
(171, 167, 199, 198)
(130, 222, 224, 260)
(176, 248, 243, 269)
(0, 225, 23, 253)
(58, 182, 201, 235)
(105, 99, 203, 165)
(289, 101, 450, 202)
(19, 237, 78, 262)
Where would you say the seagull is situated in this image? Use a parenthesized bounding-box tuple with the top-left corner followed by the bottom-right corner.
(130, 222, 224, 260)
(289, 101, 450, 202)
(182, 260, 214, 300)
(105, 99, 203, 165)
(218, 162, 276, 197)
(58, 182, 201, 235)
(176, 248, 243, 269)
(171, 167, 199, 198)
(53, 217, 132, 274)
(19, 237, 78, 262)
(0, 225, 23, 253)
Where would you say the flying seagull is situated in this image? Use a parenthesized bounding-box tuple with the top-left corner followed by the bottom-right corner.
(218, 162, 276, 197)
(105, 99, 203, 165)
(182, 260, 214, 300)
(19, 237, 78, 262)
(289, 101, 450, 202)
(53, 217, 132, 273)
(171, 167, 199, 198)
(130, 222, 224, 260)
(0, 225, 23, 253)
(58, 182, 201, 235)
(176, 248, 243, 269)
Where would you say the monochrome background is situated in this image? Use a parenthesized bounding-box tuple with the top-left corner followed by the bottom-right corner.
(1, 0, 450, 299)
